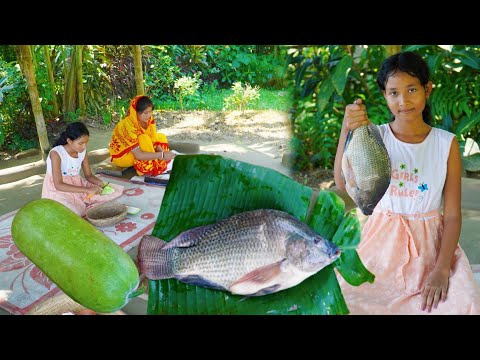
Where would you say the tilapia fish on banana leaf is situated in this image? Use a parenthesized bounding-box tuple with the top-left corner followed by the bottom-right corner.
(342, 123, 391, 215)
(138, 209, 340, 296)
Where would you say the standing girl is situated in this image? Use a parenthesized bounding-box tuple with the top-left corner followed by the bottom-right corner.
(42, 122, 123, 216)
(334, 51, 480, 314)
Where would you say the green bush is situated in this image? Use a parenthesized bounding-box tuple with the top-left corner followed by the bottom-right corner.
(173, 73, 202, 110)
(223, 82, 261, 111)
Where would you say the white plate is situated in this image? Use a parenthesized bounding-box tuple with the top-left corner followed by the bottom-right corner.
(127, 206, 141, 215)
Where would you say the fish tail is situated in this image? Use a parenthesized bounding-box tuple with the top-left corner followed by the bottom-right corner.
(137, 235, 175, 279)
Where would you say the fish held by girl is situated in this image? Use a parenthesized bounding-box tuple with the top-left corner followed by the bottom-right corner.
(341, 103, 391, 215)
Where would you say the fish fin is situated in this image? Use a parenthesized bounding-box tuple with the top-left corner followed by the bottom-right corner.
(344, 130, 353, 150)
(229, 260, 285, 295)
(176, 275, 227, 291)
(137, 235, 175, 279)
(250, 284, 282, 296)
(239, 284, 282, 301)
(342, 154, 358, 190)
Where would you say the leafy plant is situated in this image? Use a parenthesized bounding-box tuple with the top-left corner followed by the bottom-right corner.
(288, 45, 480, 172)
(173, 73, 202, 110)
(223, 82, 261, 111)
(0, 75, 15, 103)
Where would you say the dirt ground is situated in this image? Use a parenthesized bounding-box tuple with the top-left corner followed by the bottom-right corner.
(1, 109, 293, 168)
(2, 110, 476, 187)
(0, 109, 341, 189)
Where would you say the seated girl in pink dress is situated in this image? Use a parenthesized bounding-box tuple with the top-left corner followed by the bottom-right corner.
(334, 51, 480, 314)
(42, 122, 123, 217)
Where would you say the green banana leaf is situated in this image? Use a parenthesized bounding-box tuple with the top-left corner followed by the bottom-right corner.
(462, 152, 480, 172)
(147, 155, 374, 315)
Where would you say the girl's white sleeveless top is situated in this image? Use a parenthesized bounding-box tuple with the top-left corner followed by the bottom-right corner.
(46, 145, 86, 176)
(376, 124, 455, 215)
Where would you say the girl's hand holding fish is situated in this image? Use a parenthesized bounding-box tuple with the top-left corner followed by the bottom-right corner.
(343, 98, 371, 131)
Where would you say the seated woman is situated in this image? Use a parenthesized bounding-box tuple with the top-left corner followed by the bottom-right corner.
(109, 95, 176, 176)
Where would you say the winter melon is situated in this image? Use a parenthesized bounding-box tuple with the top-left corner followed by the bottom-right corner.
(11, 199, 140, 313)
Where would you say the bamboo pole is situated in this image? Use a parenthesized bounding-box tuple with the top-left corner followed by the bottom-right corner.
(43, 45, 60, 116)
(132, 45, 145, 95)
(17, 45, 50, 160)
(76, 45, 86, 116)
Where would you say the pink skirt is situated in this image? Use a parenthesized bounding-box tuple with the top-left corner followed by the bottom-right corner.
(337, 209, 480, 315)
(41, 173, 124, 217)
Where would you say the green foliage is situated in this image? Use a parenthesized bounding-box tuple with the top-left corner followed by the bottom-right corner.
(404, 46, 480, 140)
(153, 87, 291, 112)
(0, 116, 5, 146)
(463, 153, 480, 172)
(256, 88, 292, 111)
(287, 45, 386, 170)
(0, 45, 17, 63)
(82, 45, 117, 117)
(0, 75, 15, 103)
(6, 132, 38, 151)
(289, 45, 480, 171)
(101, 109, 112, 126)
(0, 58, 36, 152)
(64, 108, 83, 122)
(144, 45, 182, 101)
(204, 45, 288, 88)
(223, 82, 261, 111)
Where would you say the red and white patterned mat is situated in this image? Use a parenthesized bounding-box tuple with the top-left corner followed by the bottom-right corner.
(0, 174, 165, 315)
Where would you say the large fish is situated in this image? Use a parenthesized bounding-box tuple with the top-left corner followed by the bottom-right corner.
(138, 209, 340, 296)
(342, 123, 391, 215)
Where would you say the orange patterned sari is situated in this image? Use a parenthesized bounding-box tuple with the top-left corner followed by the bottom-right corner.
(109, 96, 170, 176)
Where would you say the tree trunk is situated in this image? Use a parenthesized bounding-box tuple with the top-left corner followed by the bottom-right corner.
(43, 45, 60, 116)
(132, 45, 145, 96)
(385, 45, 401, 57)
(16, 45, 50, 160)
(274, 45, 279, 59)
(30, 45, 37, 68)
(75, 45, 86, 116)
(64, 46, 77, 114)
(62, 46, 68, 112)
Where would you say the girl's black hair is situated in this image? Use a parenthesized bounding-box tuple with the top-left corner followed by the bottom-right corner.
(53, 122, 90, 147)
(376, 51, 432, 125)
(136, 96, 154, 113)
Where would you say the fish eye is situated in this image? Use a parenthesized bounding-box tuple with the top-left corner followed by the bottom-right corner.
(314, 238, 320, 244)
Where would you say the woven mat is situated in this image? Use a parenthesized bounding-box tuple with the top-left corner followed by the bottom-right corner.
(0, 174, 164, 315)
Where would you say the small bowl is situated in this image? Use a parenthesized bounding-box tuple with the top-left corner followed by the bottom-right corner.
(85, 202, 128, 227)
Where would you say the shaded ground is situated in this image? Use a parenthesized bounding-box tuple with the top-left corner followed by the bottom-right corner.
(292, 168, 336, 190)
(0, 110, 292, 170)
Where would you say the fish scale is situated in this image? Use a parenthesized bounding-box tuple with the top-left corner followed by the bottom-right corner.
(138, 209, 341, 296)
(177, 213, 286, 285)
